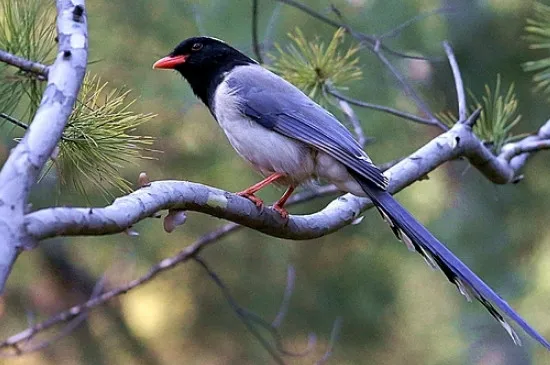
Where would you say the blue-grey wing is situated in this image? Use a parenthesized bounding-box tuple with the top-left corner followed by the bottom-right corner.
(226, 68, 389, 190)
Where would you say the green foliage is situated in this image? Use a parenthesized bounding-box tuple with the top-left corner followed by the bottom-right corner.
(0, 0, 55, 120)
(268, 28, 362, 103)
(439, 75, 521, 153)
(0, 0, 156, 199)
(56, 75, 156, 198)
(523, 1, 550, 94)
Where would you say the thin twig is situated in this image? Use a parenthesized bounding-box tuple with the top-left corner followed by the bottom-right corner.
(335, 99, 367, 146)
(0, 49, 48, 78)
(443, 41, 466, 121)
(316, 317, 343, 365)
(0, 113, 29, 130)
(274, 0, 437, 61)
(274, 0, 446, 129)
(379, 7, 457, 39)
(326, 87, 438, 128)
(193, 255, 288, 365)
(194, 256, 317, 360)
(0, 223, 236, 352)
(271, 265, 295, 328)
(191, 4, 207, 35)
(252, 0, 264, 63)
(374, 48, 446, 129)
(263, 2, 282, 51)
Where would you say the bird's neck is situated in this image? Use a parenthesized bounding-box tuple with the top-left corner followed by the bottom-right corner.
(182, 59, 254, 110)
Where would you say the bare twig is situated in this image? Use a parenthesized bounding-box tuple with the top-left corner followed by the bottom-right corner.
(374, 48, 446, 129)
(335, 99, 367, 146)
(0, 113, 29, 130)
(0, 223, 236, 351)
(252, 0, 264, 63)
(326, 87, 436, 127)
(379, 7, 456, 39)
(193, 255, 287, 365)
(1, 276, 105, 356)
(316, 316, 343, 365)
(274, 0, 447, 130)
(443, 41, 466, 121)
(271, 265, 295, 328)
(0, 49, 49, 78)
(274, 0, 428, 61)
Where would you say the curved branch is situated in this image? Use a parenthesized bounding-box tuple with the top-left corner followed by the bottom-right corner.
(0, 0, 88, 292)
(499, 119, 550, 176)
(443, 41, 466, 121)
(25, 114, 548, 242)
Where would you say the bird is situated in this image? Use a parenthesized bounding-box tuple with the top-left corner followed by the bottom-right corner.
(153, 36, 550, 350)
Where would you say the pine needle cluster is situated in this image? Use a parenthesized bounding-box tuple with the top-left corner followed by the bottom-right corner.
(55, 75, 156, 198)
(439, 75, 521, 153)
(0, 0, 55, 119)
(269, 28, 362, 103)
(523, 1, 550, 95)
(0, 0, 157, 199)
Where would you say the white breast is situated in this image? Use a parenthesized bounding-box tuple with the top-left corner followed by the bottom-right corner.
(212, 79, 315, 185)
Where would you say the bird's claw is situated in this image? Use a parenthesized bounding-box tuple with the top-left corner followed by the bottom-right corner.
(272, 204, 289, 219)
(237, 191, 264, 208)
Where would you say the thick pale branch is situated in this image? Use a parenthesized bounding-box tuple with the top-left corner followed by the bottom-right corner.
(25, 116, 546, 242)
(0, 0, 88, 292)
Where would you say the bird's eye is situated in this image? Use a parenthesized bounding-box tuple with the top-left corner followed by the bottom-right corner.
(191, 43, 203, 51)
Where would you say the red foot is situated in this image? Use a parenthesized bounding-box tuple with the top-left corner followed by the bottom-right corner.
(272, 204, 289, 219)
(237, 191, 264, 208)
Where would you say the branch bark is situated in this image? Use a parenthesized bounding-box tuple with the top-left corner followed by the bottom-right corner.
(0, 49, 49, 78)
(0, 0, 88, 292)
(24, 115, 548, 243)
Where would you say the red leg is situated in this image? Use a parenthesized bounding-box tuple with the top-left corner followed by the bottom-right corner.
(272, 186, 295, 219)
(237, 173, 285, 208)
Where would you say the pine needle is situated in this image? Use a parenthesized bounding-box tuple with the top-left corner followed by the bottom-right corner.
(55, 75, 157, 199)
(438, 75, 521, 153)
(0, 0, 55, 121)
(268, 28, 362, 103)
(523, 2, 550, 95)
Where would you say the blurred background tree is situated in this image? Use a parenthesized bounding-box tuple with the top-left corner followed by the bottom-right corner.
(1, 0, 550, 364)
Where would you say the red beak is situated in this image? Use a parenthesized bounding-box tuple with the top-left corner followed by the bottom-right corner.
(152, 55, 188, 69)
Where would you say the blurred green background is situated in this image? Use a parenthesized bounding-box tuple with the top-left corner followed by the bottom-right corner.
(2, 0, 550, 364)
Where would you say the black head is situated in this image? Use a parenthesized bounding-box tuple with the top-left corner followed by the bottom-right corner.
(153, 37, 256, 107)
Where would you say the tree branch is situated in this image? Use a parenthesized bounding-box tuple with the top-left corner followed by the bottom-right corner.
(0, 0, 88, 293)
(443, 41, 467, 121)
(251, 0, 263, 63)
(23, 112, 548, 243)
(0, 49, 49, 78)
(499, 119, 550, 176)
(274, 0, 448, 130)
(326, 87, 436, 127)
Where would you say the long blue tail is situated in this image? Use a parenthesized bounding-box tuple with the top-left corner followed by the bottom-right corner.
(354, 176, 550, 350)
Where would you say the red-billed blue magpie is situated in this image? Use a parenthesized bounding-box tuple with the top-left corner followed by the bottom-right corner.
(153, 36, 550, 350)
